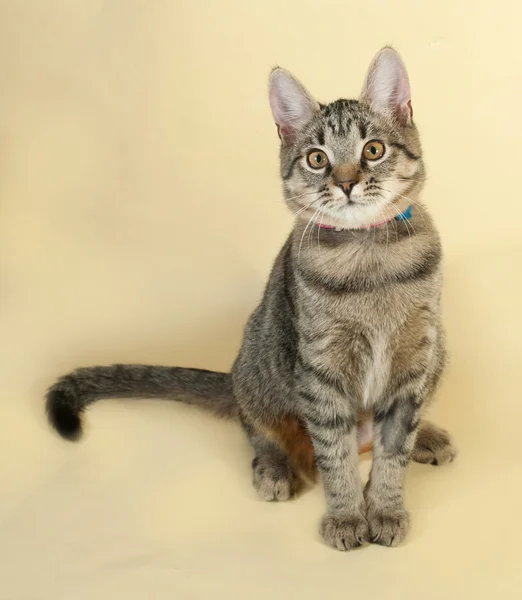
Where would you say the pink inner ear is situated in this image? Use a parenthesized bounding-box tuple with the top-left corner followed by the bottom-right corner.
(397, 100, 413, 125)
(276, 123, 295, 143)
(396, 100, 413, 125)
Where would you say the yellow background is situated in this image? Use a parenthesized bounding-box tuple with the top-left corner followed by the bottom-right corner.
(1, 1, 521, 598)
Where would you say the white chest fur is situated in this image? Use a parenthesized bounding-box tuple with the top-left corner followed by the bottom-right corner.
(361, 333, 390, 408)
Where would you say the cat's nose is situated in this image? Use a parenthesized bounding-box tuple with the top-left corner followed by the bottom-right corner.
(337, 180, 357, 197)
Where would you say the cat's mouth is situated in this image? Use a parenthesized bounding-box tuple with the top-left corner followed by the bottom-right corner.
(339, 195, 379, 208)
(346, 197, 369, 205)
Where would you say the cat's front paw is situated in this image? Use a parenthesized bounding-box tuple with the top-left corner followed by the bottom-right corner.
(319, 512, 369, 551)
(367, 507, 410, 547)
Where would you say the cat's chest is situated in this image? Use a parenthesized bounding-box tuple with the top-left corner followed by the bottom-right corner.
(301, 313, 397, 409)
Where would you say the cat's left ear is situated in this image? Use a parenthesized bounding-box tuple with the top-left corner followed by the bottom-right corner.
(360, 47, 413, 125)
(269, 67, 319, 144)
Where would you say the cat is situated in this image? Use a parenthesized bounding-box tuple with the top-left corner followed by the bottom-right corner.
(46, 47, 456, 551)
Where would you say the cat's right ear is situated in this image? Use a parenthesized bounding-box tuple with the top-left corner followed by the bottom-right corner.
(360, 47, 412, 125)
(269, 68, 319, 145)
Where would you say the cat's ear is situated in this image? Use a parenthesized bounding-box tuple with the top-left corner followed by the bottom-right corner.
(269, 68, 319, 144)
(360, 47, 413, 125)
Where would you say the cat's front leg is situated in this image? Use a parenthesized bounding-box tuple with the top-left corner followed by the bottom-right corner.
(364, 393, 425, 546)
(297, 362, 368, 551)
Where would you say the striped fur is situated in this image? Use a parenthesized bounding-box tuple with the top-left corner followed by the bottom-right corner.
(45, 48, 456, 551)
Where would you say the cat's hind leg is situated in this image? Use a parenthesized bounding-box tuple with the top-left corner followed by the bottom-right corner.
(242, 417, 303, 501)
(412, 420, 457, 466)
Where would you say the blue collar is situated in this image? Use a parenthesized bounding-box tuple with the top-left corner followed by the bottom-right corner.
(395, 205, 413, 221)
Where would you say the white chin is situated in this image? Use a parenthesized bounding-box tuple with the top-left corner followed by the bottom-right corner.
(330, 201, 388, 229)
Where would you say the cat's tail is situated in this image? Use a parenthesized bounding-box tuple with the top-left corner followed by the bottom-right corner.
(46, 364, 237, 440)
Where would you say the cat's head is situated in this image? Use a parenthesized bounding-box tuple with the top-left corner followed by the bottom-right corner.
(269, 48, 424, 230)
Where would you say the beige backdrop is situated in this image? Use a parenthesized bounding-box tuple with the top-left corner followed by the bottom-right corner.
(1, 1, 521, 598)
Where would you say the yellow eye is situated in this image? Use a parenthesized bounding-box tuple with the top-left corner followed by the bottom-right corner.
(363, 140, 385, 161)
(306, 149, 329, 169)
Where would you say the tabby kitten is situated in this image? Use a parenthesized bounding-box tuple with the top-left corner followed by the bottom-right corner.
(46, 48, 456, 551)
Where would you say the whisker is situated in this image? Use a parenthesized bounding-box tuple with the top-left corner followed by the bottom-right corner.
(287, 190, 329, 218)
(315, 207, 329, 269)
(378, 177, 428, 184)
(387, 201, 415, 270)
(292, 201, 317, 217)
(374, 186, 428, 227)
(297, 211, 317, 267)
(286, 190, 320, 202)
(307, 205, 322, 252)
(376, 203, 390, 260)
(372, 203, 377, 250)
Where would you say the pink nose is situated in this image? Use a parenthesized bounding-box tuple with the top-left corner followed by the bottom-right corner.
(337, 180, 357, 196)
